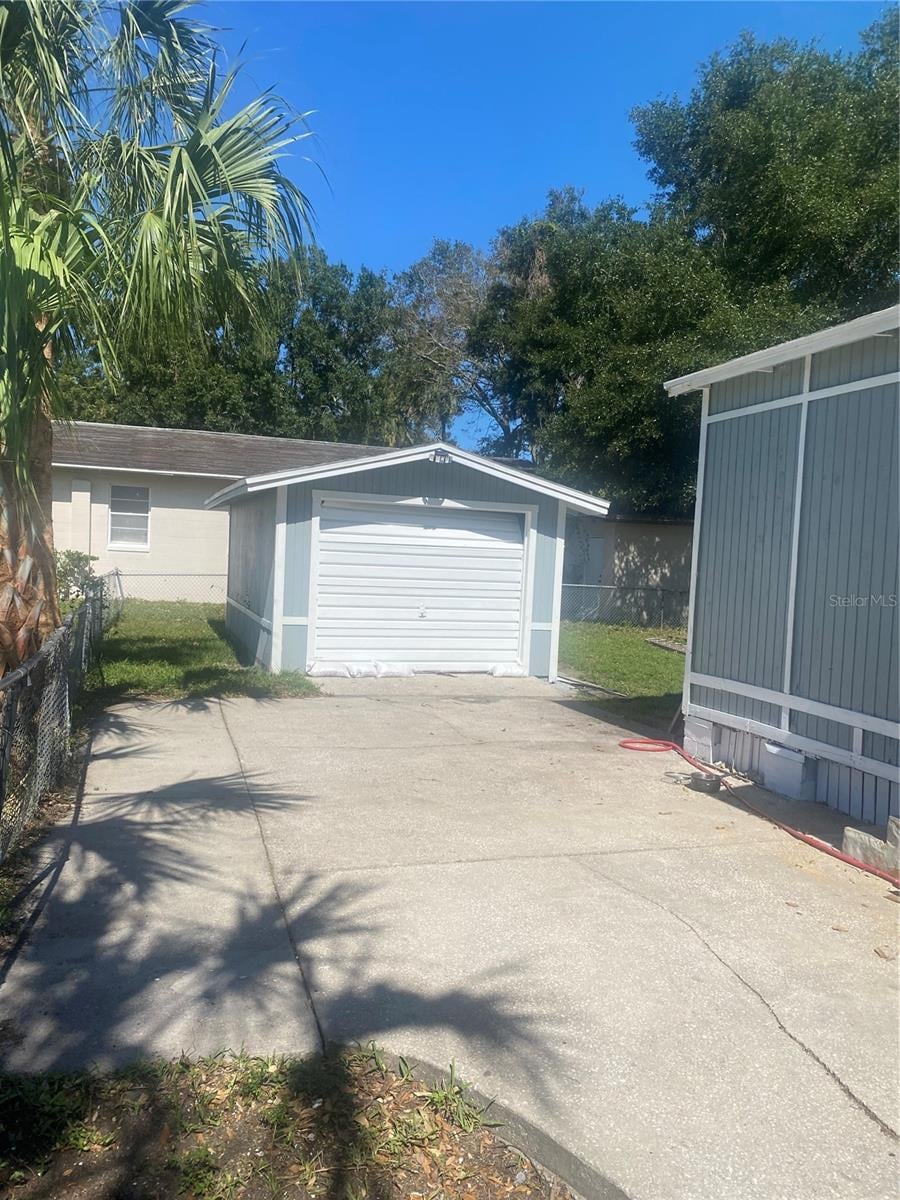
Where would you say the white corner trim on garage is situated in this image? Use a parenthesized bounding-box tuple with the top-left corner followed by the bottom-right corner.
(306, 492, 537, 675)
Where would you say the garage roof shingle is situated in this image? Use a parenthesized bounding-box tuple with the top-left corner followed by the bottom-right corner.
(52, 421, 391, 479)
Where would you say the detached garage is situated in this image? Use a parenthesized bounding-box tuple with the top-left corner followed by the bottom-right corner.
(209, 442, 610, 678)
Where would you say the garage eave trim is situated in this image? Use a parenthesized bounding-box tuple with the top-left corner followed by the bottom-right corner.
(205, 441, 611, 516)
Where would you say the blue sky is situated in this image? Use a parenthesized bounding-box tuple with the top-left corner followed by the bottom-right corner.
(205, 1, 883, 275)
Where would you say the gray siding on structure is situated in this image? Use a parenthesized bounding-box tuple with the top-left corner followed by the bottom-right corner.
(226, 603, 273, 670)
(685, 317, 900, 821)
(809, 334, 899, 390)
(708, 357, 804, 414)
(691, 405, 800, 689)
(224, 491, 277, 667)
(790, 385, 899, 722)
(227, 491, 276, 619)
(816, 761, 898, 827)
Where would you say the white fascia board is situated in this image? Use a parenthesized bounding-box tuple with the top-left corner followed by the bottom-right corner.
(54, 462, 241, 480)
(205, 442, 611, 516)
(664, 306, 900, 396)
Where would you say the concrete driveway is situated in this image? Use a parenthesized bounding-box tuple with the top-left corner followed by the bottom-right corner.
(1, 677, 897, 1200)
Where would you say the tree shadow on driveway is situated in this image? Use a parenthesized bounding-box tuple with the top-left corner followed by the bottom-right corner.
(0, 740, 562, 1109)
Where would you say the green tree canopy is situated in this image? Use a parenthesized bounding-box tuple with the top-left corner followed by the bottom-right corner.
(63, 245, 449, 447)
(472, 192, 826, 514)
(632, 11, 899, 313)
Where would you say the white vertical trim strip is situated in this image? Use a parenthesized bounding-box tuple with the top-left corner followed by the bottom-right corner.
(306, 494, 322, 669)
(520, 511, 536, 674)
(781, 354, 811, 727)
(270, 486, 287, 673)
(548, 501, 567, 682)
(682, 387, 709, 713)
(852, 727, 864, 757)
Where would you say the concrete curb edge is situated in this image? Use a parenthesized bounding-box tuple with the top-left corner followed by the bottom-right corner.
(354, 1045, 631, 1200)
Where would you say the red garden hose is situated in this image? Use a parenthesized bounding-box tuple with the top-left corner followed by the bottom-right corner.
(619, 738, 900, 888)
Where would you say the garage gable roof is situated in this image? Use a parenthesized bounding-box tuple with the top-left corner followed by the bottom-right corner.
(206, 441, 611, 517)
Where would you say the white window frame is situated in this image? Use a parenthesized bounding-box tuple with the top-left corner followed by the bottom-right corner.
(108, 483, 151, 552)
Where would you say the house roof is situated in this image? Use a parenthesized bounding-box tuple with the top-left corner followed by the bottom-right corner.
(52, 421, 392, 479)
(205, 441, 611, 517)
(664, 305, 900, 396)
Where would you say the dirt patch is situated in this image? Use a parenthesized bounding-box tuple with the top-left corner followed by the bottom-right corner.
(0, 1048, 576, 1200)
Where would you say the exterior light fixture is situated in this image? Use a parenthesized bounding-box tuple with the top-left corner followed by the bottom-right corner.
(431, 448, 452, 464)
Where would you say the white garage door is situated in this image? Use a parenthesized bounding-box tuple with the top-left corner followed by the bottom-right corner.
(312, 499, 526, 670)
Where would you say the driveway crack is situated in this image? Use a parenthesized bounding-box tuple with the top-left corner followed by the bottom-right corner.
(217, 700, 327, 1053)
(575, 856, 898, 1141)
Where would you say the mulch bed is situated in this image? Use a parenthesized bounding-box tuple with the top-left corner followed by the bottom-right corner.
(0, 1048, 575, 1200)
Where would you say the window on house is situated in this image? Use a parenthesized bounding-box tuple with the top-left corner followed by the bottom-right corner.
(109, 485, 150, 548)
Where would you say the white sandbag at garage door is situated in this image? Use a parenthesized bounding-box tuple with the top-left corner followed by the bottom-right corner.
(311, 499, 526, 670)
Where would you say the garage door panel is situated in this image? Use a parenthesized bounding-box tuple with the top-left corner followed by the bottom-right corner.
(312, 501, 527, 670)
(314, 646, 522, 664)
(320, 523, 524, 545)
(318, 577, 522, 594)
(317, 620, 521, 635)
(316, 564, 522, 585)
(321, 542, 525, 559)
(321, 600, 525, 619)
(318, 550, 523, 571)
(321, 507, 523, 537)
(316, 634, 521, 648)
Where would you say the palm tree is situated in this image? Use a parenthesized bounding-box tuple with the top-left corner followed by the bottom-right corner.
(0, 0, 313, 668)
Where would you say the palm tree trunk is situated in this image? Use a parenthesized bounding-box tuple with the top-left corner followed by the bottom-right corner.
(28, 398, 61, 632)
(0, 372, 61, 674)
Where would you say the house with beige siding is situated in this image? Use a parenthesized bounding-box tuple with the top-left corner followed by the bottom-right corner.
(51, 422, 386, 599)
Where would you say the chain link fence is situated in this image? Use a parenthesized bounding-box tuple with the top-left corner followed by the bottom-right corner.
(561, 583, 689, 635)
(0, 572, 121, 864)
(111, 572, 226, 603)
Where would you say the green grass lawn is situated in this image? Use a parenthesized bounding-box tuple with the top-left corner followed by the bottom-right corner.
(85, 601, 318, 704)
(558, 621, 684, 731)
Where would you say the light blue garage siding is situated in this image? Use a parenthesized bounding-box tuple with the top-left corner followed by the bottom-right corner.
(224, 491, 276, 667)
(279, 458, 561, 675)
(687, 322, 900, 821)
